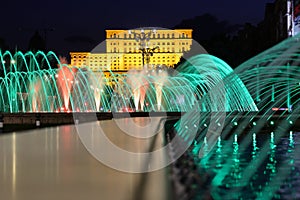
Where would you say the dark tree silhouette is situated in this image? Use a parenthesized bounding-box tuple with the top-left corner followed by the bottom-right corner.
(0, 37, 9, 52)
(173, 12, 286, 68)
(28, 31, 46, 52)
(173, 14, 244, 67)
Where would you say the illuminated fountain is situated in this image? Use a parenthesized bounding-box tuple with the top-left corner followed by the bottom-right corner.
(2, 30, 300, 199)
(170, 33, 300, 199)
(0, 49, 256, 113)
(153, 67, 168, 111)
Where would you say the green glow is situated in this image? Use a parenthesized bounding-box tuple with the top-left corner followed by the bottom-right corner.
(289, 131, 294, 151)
(0, 51, 257, 113)
(287, 63, 291, 112)
(215, 136, 223, 168)
(252, 133, 258, 159)
(255, 65, 261, 102)
(234, 134, 238, 143)
(192, 33, 300, 199)
(271, 85, 275, 102)
(3, 30, 300, 199)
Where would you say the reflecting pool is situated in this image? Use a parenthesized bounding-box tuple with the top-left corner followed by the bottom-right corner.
(190, 131, 300, 199)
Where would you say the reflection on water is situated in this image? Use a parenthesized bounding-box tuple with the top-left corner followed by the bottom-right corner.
(0, 120, 170, 200)
(191, 131, 300, 199)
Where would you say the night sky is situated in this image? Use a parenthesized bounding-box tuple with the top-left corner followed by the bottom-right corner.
(1, 0, 273, 56)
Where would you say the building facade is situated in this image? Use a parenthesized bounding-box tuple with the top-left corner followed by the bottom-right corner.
(69, 28, 193, 80)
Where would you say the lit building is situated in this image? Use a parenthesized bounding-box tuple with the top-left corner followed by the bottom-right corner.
(70, 28, 193, 83)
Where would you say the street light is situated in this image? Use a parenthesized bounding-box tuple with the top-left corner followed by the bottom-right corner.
(128, 28, 159, 68)
(139, 46, 159, 67)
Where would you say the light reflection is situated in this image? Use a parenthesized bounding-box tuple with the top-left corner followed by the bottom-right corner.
(192, 140, 200, 156)
(45, 127, 49, 179)
(203, 136, 208, 155)
(215, 136, 222, 168)
(217, 136, 222, 148)
(199, 137, 210, 168)
(252, 133, 258, 159)
(12, 132, 16, 199)
(2, 137, 7, 182)
(56, 128, 60, 180)
(266, 132, 276, 176)
(196, 129, 300, 199)
(259, 131, 297, 199)
(289, 131, 294, 151)
(232, 134, 241, 183)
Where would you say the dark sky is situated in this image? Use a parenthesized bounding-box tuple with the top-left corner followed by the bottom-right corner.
(1, 0, 273, 56)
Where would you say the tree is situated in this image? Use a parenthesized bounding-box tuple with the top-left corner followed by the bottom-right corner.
(28, 31, 46, 52)
(0, 37, 9, 52)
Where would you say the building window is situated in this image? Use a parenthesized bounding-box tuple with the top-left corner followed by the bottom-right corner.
(124, 33, 127, 38)
(172, 33, 175, 38)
